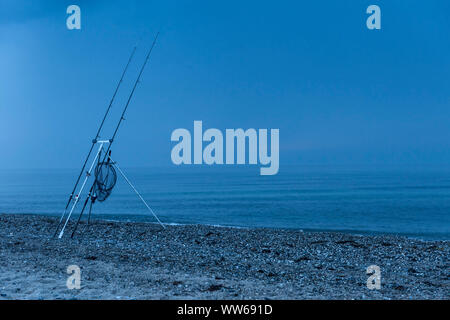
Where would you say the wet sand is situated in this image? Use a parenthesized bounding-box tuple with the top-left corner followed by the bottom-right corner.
(0, 214, 448, 299)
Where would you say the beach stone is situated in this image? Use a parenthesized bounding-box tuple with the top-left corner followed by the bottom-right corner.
(0, 214, 448, 300)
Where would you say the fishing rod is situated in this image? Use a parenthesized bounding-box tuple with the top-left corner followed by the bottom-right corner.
(58, 32, 161, 239)
(53, 46, 137, 238)
(102, 32, 160, 161)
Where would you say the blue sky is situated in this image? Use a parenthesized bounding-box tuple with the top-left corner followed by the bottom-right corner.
(1, 0, 450, 169)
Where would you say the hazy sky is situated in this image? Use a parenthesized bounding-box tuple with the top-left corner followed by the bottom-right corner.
(1, 0, 450, 169)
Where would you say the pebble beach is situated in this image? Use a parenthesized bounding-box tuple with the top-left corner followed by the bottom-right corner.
(0, 214, 448, 300)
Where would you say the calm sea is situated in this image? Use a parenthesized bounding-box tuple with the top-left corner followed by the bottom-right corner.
(0, 165, 449, 240)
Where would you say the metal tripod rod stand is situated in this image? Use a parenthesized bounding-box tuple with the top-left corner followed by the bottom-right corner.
(57, 140, 110, 239)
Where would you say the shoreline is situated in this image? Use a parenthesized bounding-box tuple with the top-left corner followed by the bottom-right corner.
(0, 214, 448, 299)
(7, 212, 448, 242)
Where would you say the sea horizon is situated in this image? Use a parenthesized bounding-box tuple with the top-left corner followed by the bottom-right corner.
(1, 164, 449, 240)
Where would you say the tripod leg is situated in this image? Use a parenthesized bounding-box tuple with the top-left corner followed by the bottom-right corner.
(53, 207, 67, 238)
(87, 199, 94, 225)
(83, 199, 95, 234)
(111, 160, 165, 229)
(71, 194, 91, 238)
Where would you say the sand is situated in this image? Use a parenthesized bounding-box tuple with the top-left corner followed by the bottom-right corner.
(0, 214, 448, 300)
